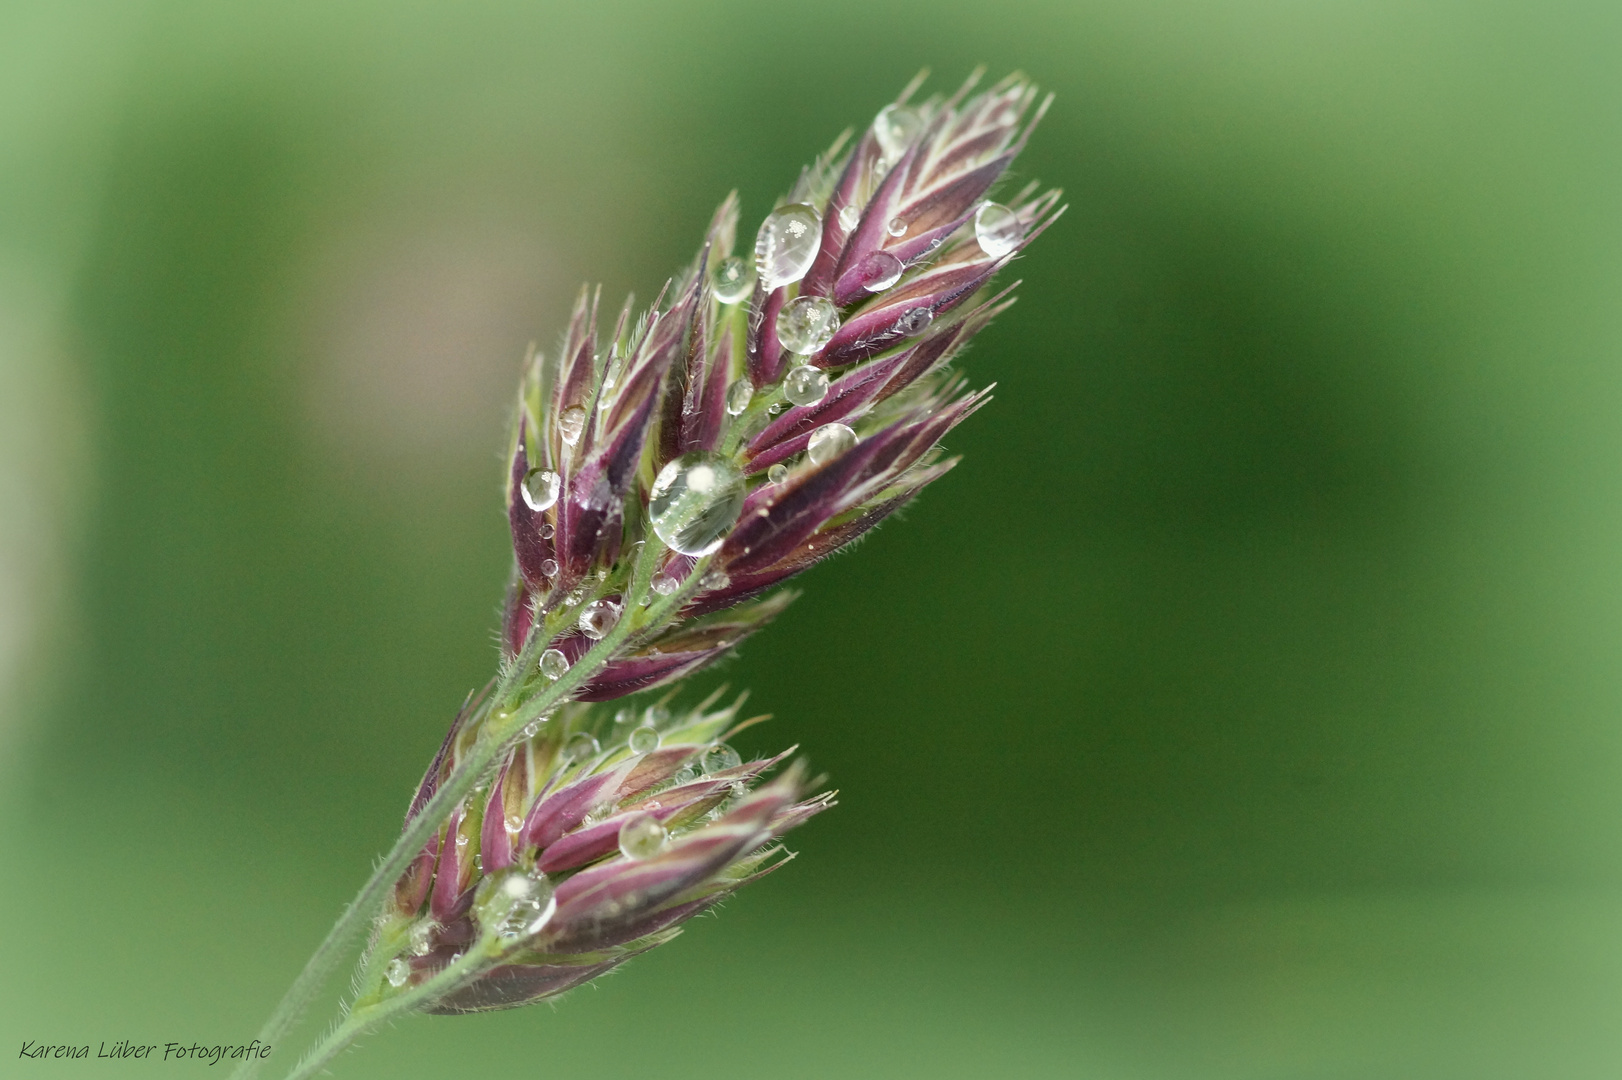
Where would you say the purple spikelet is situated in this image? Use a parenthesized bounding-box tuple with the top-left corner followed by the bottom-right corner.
(362, 68, 1056, 1023)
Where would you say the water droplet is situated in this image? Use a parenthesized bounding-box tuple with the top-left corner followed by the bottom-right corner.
(565, 587, 585, 605)
(713, 256, 753, 304)
(755, 204, 822, 290)
(649, 452, 746, 557)
(583, 800, 615, 826)
(699, 568, 730, 591)
(704, 744, 742, 773)
(974, 201, 1021, 258)
(729, 781, 748, 800)
(494, 873, 556, 940)
(540, 558, 559, 578)
(614, 707, 634, 725)
(767, 463, 789, 485)
(672, 765, 699, 785)
(807, 423, 858, 465)
(504, 814, 524, 833)
(558, 405, 587, 446)
(644, 704, 671, 726)
(887, 217, 908, 238)
(564, 731, 599, 761)
(578, 598, 622, 640)
(521, 720, 541, 739)
(618, 812, 667, 860)
(628, 724, 661, 754)
(521, 468, 560, 512)
(874, 104, 923, 163)
(893, 306, 933, 336)
(408, 920, 434, 956)
(776, 295, 840, 355)
(725, 378, 754, 416)
(855, 250, 904, 292)
(768, 403, 784, 415)
(838, 204, 860, 230)
(539, 648, 568, 680)
(783, 364, 830, 407)
(650, 574, 679, 596)
(539, 523, 554, 540)
(386, 958, 410, 988)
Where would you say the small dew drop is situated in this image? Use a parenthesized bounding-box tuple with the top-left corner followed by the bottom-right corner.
(618, 812, 667, 860)
(578, 598, 621, 640)
(893, 306, 934, 336)
(725, 378, 754, 416)
(672, 765, 699, 785)
(539, 648, 569, 680)
(887, 217, 908, 238)
(539, 524, 554, 540)
(769, 403, 784, 415)
(650, 574, 679, 596)
(856, 250, 904, 292)
(713, 255, 753, 303)
(974, 201, 1022, 258)
(558, 405, 587, 446)
(649, 452, 746, 557)
(644, 704, 672, 727)
(699, 568, 730, 591)
(386, 959, 410, 988)
(729, 781, 748, 800)
(564, 731, 600, 761)
(521, 720, 541, 739)
(521, 469, 560, 512)
(755, 204, 822, 290)
(628, 724, 661, 754)
(807, 423, 859, 465)
(767, 463, 789, 485)
(838, 204, 860, 230)
(704, 744, 743, 773)
(504, 814, 524, 833)
(783, 364, 830, 407)
(614, 707, 635, 726)
(540, 558, 559, 577)
(874, 104, 923, 163)
(775, 295, 840, 355)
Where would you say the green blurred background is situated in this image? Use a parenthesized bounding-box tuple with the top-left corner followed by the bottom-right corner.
(3, 2, 1621, 1077)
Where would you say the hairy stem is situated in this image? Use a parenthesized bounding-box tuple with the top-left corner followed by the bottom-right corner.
(234, 541, 702, 1080)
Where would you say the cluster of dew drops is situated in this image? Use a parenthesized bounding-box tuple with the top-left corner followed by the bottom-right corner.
(645, 103, 1024, 569)
(379, 705, 750, 991)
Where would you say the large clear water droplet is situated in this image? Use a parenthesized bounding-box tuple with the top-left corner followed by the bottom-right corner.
(628, 724, 661, 754)
(618, 812, 667, 860)
(649, 452, 746, 557)
(776, 295, 840, 355)
(855, 250, 903, 293)
(578, 598, 621, 640)
(558, 405, 587, 446)
(783, 364, 830, 407)
(539, 648, 568, 680)
(807, 423, 858, 465)
(767, 463, 789, 485)
(887, 217, 908, 238)
(974, 201, 1022, 258)
(495, 873, 556, 940)
(521, 468, 560, 512)
(874, 104, 923, 163)
(755, 204, 822, 290)
(713, 256, 753, 303)
(385, 958, 410, 988)
(725, 378, 754, 416)
(704, 744, 742, 773)
(564, 731, 599, 761)
(894, 306, 934, 336)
